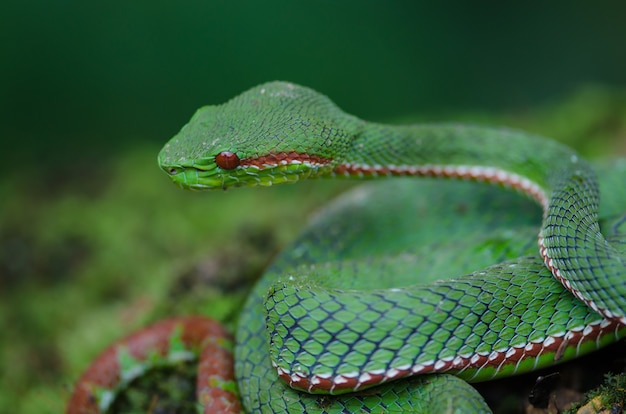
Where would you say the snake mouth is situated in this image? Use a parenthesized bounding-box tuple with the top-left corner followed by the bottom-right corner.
(161, 159, 334, 190)
(160, 164, 223, 190)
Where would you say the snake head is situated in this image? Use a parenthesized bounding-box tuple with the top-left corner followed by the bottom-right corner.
(158, 81, 357, 190)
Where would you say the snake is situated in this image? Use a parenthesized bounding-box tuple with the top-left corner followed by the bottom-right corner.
(156, 81, 626, 413)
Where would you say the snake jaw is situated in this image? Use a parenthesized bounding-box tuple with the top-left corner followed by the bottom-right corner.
(160, 152, 335, 190)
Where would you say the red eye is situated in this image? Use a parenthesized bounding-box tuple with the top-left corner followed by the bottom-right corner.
(215, 151, 240, 170)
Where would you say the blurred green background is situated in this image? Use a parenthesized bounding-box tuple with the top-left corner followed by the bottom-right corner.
(1, 1, 626, 412)
(3, 1, 626, 167)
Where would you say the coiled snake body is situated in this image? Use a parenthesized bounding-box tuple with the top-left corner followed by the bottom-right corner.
(156, 82, 626, 413)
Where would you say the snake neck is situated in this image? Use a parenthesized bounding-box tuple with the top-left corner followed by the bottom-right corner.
(332, 122, 583, 208)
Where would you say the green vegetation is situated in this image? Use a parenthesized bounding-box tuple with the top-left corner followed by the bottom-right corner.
(565, 374, 626, 414)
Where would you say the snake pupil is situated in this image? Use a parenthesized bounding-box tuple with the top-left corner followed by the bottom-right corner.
(216, 151, 241, 170)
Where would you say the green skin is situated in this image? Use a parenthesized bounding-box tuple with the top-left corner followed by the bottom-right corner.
(158, 82, 626, 413)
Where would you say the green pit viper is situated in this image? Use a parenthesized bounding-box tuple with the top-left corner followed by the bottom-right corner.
(157, 81, 626, 413)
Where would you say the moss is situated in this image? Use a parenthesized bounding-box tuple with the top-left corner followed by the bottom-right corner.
(565, 373, 626, 414)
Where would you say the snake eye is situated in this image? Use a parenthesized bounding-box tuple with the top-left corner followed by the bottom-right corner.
(168, 167, 178, 175)
(215, 151, 240, 170)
